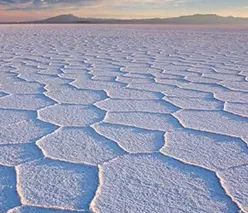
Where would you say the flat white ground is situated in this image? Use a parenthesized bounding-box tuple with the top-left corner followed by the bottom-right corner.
(0, 24, 248, 213)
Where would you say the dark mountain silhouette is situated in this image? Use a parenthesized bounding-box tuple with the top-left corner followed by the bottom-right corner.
(162, 14, 248, 25)
(1, 14, 248, 25)
(34, 14, 248, 25)
(37, 14, 85, 23)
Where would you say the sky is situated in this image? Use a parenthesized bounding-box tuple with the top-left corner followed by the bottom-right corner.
(0, 0, 247, 22)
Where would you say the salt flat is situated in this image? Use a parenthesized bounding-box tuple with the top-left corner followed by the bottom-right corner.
(0, 24, 248, 213)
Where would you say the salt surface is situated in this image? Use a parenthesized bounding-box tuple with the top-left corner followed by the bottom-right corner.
(0, 24, 247, 212)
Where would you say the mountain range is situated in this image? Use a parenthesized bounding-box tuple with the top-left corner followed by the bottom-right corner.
(2, 14, 248, 25)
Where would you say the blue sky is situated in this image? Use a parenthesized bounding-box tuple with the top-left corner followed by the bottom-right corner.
(0, 0, 247, 22)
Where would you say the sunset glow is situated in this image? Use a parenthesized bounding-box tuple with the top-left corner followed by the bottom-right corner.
(0, 0, 247, 22)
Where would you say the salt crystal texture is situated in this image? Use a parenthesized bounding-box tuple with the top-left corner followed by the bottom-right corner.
(0, 25, 247, 213)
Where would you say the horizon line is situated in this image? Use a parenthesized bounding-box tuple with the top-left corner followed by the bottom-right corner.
(1, 13, 248, 24)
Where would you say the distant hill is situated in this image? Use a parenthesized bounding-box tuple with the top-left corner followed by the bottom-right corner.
(162, 14, 248, 25)
(2, 14, 248, 25)
(38, 14, 82, 23)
